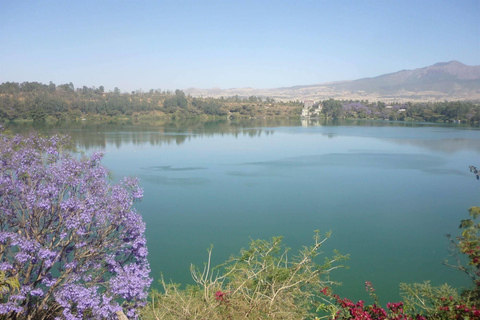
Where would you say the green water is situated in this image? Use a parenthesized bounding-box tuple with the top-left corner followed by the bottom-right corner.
(7, 119, 480, 304)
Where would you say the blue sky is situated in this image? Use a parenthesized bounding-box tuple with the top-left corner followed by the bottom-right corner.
(1, 0, 479, 92)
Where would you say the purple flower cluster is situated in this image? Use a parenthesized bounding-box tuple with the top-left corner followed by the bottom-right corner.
(342, 102, 372, 118)
(0, 132, 151, 319)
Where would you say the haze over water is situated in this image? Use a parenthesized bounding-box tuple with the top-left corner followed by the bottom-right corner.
(9, 119, 480, 303)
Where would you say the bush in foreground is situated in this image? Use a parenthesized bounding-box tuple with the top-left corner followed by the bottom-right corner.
(142, 207, 479, 320)
(0, 130, 151, 319)
(141, 231, 348, 320)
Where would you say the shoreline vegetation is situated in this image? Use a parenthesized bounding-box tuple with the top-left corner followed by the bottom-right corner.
(1, 81, 480, 125)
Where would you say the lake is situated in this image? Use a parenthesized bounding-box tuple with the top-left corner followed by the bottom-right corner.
(6, 118, 480, 304)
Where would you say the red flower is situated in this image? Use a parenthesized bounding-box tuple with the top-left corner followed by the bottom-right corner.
(215, 290, 227, 301)
(320, 287, 330, 296)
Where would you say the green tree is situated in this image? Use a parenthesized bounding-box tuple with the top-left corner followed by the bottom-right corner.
(322, 99, 344, 119)
(163, 96, 178, 113)
(48, 81, 55, 93)
(175, 90, 188, 109)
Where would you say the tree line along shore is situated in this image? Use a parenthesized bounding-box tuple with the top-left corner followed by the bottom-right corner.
(0, 81, 479, 123)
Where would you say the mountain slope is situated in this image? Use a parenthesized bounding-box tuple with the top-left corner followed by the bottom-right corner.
(185, 61, 480, 102)
(324, 61, 480, 94)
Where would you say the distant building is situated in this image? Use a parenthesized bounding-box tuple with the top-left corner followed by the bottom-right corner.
(304, 100, 314, 109)
(302, 100, 322, 118)
(301, 107, 310, 117)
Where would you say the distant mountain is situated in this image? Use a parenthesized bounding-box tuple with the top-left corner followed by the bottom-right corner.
(185, 61, 480, 102)
(322, 60, 480, 95)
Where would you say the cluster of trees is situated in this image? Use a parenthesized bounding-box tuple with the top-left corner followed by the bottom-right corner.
(318, 99, 480, 123)
(0, 82, 170, 121)
(0, 82, 301, 122)
(3, 81, 477, 123)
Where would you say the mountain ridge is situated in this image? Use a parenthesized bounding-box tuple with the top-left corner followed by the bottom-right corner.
(184, 61, 480, 102)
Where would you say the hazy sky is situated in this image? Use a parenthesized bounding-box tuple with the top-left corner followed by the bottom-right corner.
(1, 0, 479, 92)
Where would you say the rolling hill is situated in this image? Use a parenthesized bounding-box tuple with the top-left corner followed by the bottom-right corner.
(184, 61, 480, 102)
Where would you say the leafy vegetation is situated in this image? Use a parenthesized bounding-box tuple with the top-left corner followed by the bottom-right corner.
(1, 81, 478, 123)
(0, 272, 20, 300)
(0, 82, 301, 122)
(140, 205, 480, 320)
(141, 232, 348, 320)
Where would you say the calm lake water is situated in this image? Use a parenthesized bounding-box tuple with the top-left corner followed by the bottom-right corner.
(6, 119, 480, 304)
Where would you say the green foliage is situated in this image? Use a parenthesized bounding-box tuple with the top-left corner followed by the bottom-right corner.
(445, 207, 480, 290)
(468, 206, 480, 219)
(322, 99, 344, 119)
(175, 89, 188, 109)
(0, 272, 20, 299)
(30, 106, 47, 122)
(399, 282, 460, 316)
(142, 231, 348, 320)
(4, 81, 478, 122)
(398, 280, 480, 319)
(162, 96, 178, 113)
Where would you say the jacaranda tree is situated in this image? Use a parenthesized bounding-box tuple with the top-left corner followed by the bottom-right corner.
(0, 129, 151, 319)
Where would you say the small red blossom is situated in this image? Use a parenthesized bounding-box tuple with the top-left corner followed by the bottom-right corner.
(320, 287, 331, 296)
(387, 302, 404, 314)
(215, 290, 228, 302)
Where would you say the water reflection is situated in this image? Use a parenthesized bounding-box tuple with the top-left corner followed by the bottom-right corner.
(6, 119, 279, 150)
(5, 119, 480, 154)
(388, 138, 480, 154)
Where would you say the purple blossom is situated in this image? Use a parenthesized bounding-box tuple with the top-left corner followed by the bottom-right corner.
(14, 252, 31, 264)
(0, 262, 13, 271)
(0, 232, 13, 243)
(39, 248, 56, 260)
(64, 261, 78, 269)
(0, 132, 151, 319)
(41, 275, 57, 287)
(110, 263, 151, 301)
(30, 288, 44, 297)
(0, 302, 23, 314)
